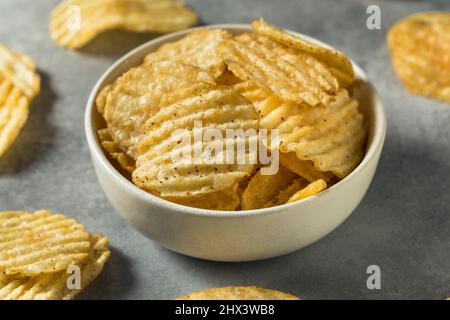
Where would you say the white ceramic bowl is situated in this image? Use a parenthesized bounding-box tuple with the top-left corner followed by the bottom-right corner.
(85, 25, 386, 262)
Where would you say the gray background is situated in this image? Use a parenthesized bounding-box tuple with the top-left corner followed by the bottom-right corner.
(0, 0, 449, 300)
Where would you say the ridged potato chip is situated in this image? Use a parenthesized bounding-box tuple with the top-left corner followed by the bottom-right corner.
(270, 89, 366, 179)
(287, 179, 327, 203)
(164, 183, 241, 211)
(241, 165, 297, 210)
(103, 61, 215, 158)
(50, 0, 198, 49)
(133, 83, 259, 198)
(97, 128, 135, 173)
(178, 286, 300, 300)
(279, 152, 334, 183)
(0, 210, 90, 276)
(252, 18, 354, 88)
(144, 29, 232, 77)
(387, 12, 450, 103)
(0, 234, 110, 300)
(0, 44, 40, 158)
(233, 81, 336, 182)
(219, 33, 339, 107)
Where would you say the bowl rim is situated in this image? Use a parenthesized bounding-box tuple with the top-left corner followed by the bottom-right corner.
(85, 24, 387, 218)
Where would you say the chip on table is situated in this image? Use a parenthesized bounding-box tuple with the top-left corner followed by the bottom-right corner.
(387, 12, 450, 103)
(0, 44, 40, 158)
(178, 286, 300, 300)
(50, 0, 198, 49)
(0, 210, 110, 300)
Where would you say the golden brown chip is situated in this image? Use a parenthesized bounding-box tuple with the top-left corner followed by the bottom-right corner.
(0, 44, 40, 158)
(287, 179, 327, 203)
(279, 152, 334, 183)
(219, 33, 339, 107)
(133, 83, 260, 198)
(0, 210, 90, 276)
(178, 286, 300, 300)
(164, 183, 241, 211)
(263, 178, 309, 208)
(50, 0, 198, 49)
(97, 128, 135, 173)
(252, 18, 354, 88)
(103, 61, 215, 158)
(387, 12, 450, 103)
(0, 45, 40, 99)
(272, 89, 366, 179)
(144, 28, 232, 77)
(241, 165, 297, 210)
(0, 234, 110, 300)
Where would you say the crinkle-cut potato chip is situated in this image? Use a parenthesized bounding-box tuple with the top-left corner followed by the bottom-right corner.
(268, 89, 365, 179)
(0, 44, 40, 158)
(279, 152, 334, 183)
(252, 18, 354, 88)
(178, 286, 300, 300)
(0, 45, 40, 99)
(98, 128, 135, 173)
(144, 29, 232, 77)
(263, 177, 309, 208)
(287, 179, 327, 203)
(163, 183, 240, 211)
(50, 0, 198, 49)
(0, 210, 90, 276)
(103, 61, 215, 158)
(241, 165, 297, 210)
(387, 12, 450, 103)
(133, 83, 260, 198)
(0, 234, 110, 300)
(219, 33, 339, 107)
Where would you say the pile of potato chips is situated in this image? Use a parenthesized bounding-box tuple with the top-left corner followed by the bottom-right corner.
(387, 12, 450, 103)
(97, 19, 368, 211)
(0, 210, 110, 300)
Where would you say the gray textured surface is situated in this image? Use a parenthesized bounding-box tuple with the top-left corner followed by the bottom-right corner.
(0, 0, 449, 300)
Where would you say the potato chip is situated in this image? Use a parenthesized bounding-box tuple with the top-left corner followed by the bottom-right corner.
(272, 89, 366, 179)
(97, 128, 135, 173)
(233, 81, 338, 182)
(252, 18, 354, 88)
(178, 286, 300, 300)
(0, 210, 90, 276)
(0, 234, 110, 300)
(95, 84, 112, 116)
(216, 69, 242, 86)
(263, 178, 309, 208)
(103, 61, 215, 158)
(279, 152, 334, 183)
(133, 83, 259, 198)
(287, 179, 327, 203)
(50, 0, 198, 49)
(0, 44, 40, 158)
(163, 183, 241, 211)
(219, 33, 339, 107)
(387, 12, 450, 103)
(0, 45, 40, 99)
(144, 29, 232, 77)
(241, 165, 297, 210)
